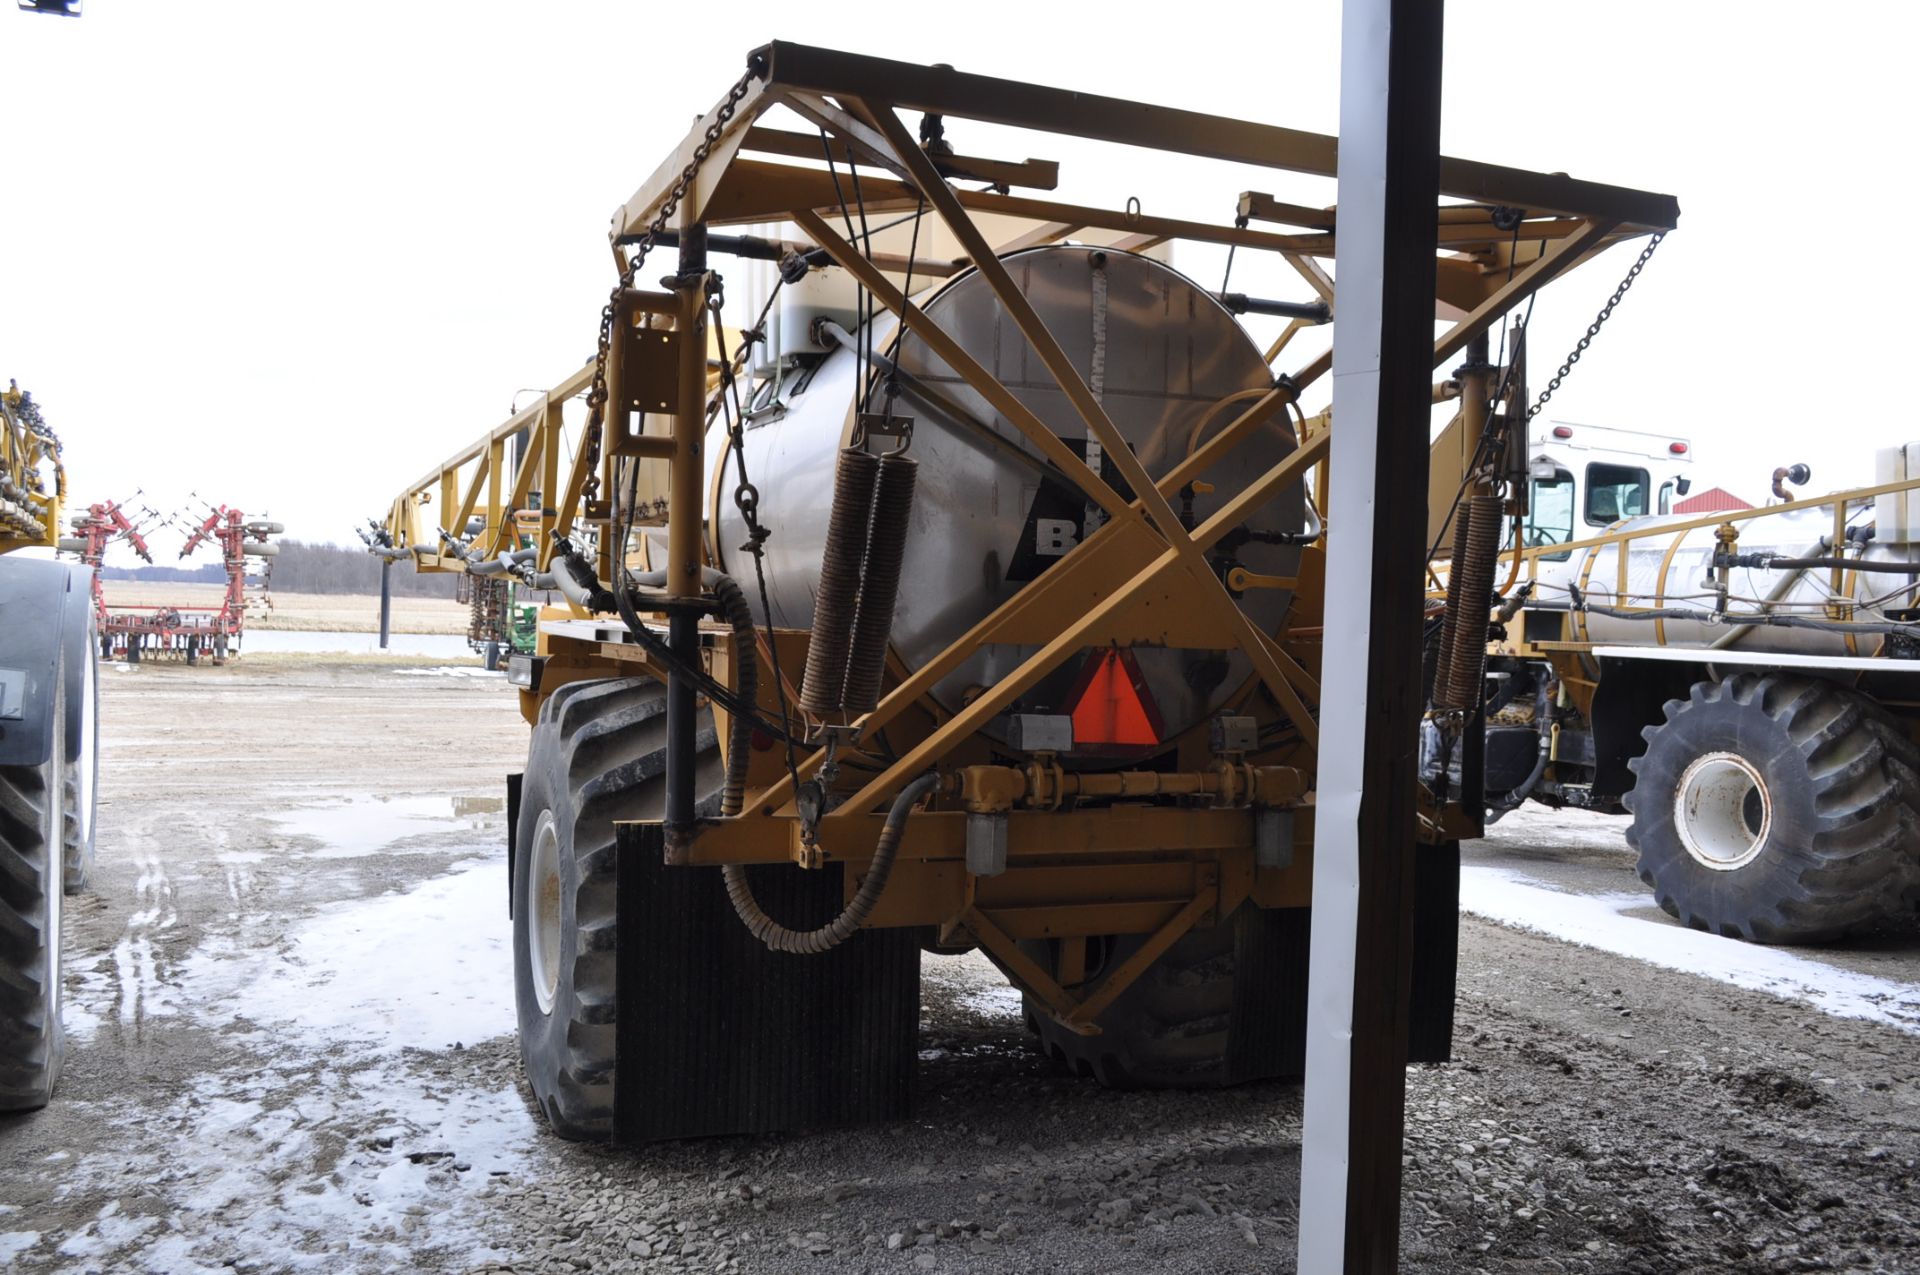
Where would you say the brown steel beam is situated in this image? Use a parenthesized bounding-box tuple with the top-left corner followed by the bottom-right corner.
(740, 125, 1059, 191)
(609, 71, 775, 242)
(1238, 190, 1336, 230)
(681, 806, 1261, 865)
(753, 40, 1679, 229)
(1429, 217, 1616, 368)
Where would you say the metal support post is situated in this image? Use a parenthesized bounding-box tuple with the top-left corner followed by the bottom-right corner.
(1298, 1, 1444, 1272)
(665, 226, 708, 835)
(378, 558, 392, 650)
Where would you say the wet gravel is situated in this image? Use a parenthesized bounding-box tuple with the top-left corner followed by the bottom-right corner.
(1, 661, 1915, 1273)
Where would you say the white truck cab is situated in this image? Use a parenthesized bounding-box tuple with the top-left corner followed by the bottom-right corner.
(1521, 420, 1695, 558)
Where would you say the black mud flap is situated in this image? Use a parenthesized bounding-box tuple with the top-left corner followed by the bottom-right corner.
(1226, 905, 1312, 1082)
(1225, 838, 1458, 1079)
(613, 822, 920, 1143)
(1407, 840, 1461, 1063)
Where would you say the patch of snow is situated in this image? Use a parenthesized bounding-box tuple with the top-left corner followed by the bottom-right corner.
(178, 857, 513, 1053)
(1484, 802, 1633, 854)
(55, 1208, 158, 1259)
(392, 665, 502, 678)
(0, 1233, 40, 1264)
(1462, 866, 1920, 1034)
(98, 844, 183, 1030)
(923, 950, 1024, 1019)
(60, 857, 536, 1272)
(67, 1054, 531, 1273)
(62, 993, 102, 1044)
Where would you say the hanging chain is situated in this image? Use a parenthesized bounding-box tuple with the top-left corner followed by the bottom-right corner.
(1527, 231, 1665, 421)
(580, 60, 762, 502)
(707, 274, 804, 789)
(705, 277, 770, 554)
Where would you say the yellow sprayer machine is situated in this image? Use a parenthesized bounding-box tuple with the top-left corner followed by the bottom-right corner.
(0, 379, 99, 1111)
(1452, 453, 1920, 944)
(374, 44, 1680, 1142)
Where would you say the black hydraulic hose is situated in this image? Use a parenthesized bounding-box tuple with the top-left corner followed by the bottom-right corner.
(708, 574, 757, 818)
(551, 544, 620, 613)
(635, 566, 758, 856)
(598, 535, 932, 955)
(561, 547, 800, 745)
(1724, 554, 1920, 575)
(721, 772, 939, 956)
(1215, 292, 1332, 323)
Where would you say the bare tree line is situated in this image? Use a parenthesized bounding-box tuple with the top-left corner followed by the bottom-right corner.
(102, 540, 457, 597)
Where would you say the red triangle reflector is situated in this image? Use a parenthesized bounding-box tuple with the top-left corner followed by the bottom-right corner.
(1068, 648, 1163, 747)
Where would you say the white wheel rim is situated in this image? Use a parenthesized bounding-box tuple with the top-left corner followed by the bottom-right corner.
(1674, 751, 1772, 871)
(526, 810, 562, 1015)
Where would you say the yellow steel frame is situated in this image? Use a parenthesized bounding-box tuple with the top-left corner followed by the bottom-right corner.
(378, 43, 1677, 1028)
(381, 363, 595, 586)
(0, 383, 63, 556)
(1499, 476, 1920, 669)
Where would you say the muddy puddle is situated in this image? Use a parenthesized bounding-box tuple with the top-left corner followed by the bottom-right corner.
(271, 794, 508, 859)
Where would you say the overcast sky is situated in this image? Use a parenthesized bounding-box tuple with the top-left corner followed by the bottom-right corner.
(4, 1, 1914, 556)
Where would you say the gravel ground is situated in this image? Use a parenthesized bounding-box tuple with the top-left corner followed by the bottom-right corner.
(0, 661, 1914, 1273)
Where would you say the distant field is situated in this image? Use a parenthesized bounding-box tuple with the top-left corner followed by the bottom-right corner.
(100, 581, 468, 634)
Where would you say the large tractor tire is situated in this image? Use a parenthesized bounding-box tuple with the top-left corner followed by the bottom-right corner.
(511, 678, 721, 1140)
(1624, 673, 1920, 944)
(0, 677, 65, 1111)
(63, 614, 99, 895)
(1021, 904, 1311, 1089)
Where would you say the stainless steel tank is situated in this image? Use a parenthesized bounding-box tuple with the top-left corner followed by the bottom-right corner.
(707, 245, 1306, 743)
(1538, 504, 1920, 655)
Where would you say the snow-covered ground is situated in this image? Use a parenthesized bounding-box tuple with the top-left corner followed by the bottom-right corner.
(1469, 804, 1920, 1035)
(23, 791, 537, 1273)
(1462, 866, 1920, 1034)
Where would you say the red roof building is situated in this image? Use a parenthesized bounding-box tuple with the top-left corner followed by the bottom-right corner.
(1673, 486, 1755, 515)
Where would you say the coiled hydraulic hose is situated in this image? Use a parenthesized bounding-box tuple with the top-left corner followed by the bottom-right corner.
(799, 448, 878, 716)
(721, 772, 938, 956)
(841, 452, 918, 715)
(1433, 493, 1503, 710)
(653, 561, 932, 956)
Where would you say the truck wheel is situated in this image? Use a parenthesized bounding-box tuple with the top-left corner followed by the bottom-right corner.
(1625, 673, 1920, 944)
(1021, 903, 1309, 1089)
(0, 682, 65, 1110)
(511, 678, 720, 1140)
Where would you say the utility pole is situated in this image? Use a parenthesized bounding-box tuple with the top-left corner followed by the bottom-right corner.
(378, 558, 392, 650)
(1297, 0, 1444, 1271)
